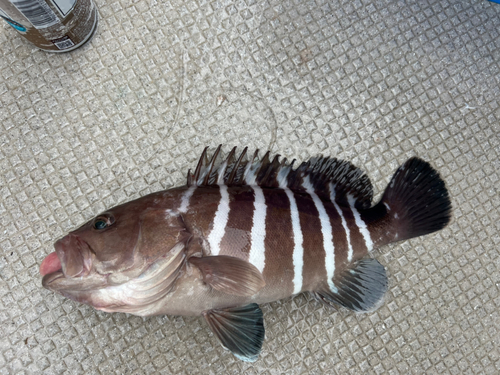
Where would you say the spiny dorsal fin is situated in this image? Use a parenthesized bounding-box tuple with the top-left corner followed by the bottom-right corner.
(186, 146, 373, 209)
(226, 147, 247, 184)
(202, 145, 222, 185)
(292, 157, 373, 209)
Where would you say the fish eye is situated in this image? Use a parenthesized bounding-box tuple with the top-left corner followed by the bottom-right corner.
(92, 214, 115, 230)
(93, 219, 107, 230)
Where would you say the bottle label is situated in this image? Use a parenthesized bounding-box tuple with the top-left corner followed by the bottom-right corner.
(10, 0, 60, 29)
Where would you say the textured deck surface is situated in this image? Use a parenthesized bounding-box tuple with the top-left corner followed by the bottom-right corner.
(1, 0, 500, 374)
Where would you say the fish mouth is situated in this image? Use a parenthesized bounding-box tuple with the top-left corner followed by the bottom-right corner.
(41, 234, 94, 289)
(40, 251, 62, 277)
(40, 251, 64, 287)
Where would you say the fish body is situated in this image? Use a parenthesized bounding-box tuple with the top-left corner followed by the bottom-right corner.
(40, 146, 452, 361)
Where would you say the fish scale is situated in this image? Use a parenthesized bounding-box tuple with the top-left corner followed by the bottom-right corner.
(184, 175, 374, 295)
(40, 146, 452, 362)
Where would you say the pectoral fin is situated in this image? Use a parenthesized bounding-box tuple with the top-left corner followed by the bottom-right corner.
(189, 256, 265, 296)
(313, 258, 388, 312)
(203, 303, 265, 362)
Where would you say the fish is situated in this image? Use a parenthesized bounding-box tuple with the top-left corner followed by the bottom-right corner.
(40, 145, 452, 362)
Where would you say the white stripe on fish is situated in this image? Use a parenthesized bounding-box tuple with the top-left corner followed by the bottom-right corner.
(178, 186, 196, 213)
(284, 187, 304, 295)
(330, 185, 354, 262)
(248, 186, 267, 273)
(348, 194, 373, 252)
(303, 176, 336, 289)
(207, 185, 230, 256)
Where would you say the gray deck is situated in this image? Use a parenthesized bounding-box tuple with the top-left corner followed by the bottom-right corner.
(1, 0, 499, 373)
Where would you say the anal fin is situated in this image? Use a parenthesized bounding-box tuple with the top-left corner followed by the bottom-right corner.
(189, 256, 266, 296)
(203, 304, 265, 362)
(313, 258, 388, 312)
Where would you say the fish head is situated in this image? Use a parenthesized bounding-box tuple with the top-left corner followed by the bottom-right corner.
(40, 197, 191, 313)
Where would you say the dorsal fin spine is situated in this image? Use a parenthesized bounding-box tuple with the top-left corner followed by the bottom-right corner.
(261, 155, 281, 187)
(277, 161, 291, 189)
(186, 146, 373, 207)
(216, 147, 235, 185)
(202, 145, 222, 185)
(226, 147, 245, 184)
(216, 159, 228, 185)
(244, 150, 260, 185)
(255, 151, 271, 184)
(191, 147, 209, 184)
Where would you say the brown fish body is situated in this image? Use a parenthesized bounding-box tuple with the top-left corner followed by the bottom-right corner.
(163, 186, 374, 314)
(48, 185, 375, 316)
(41, 146, 451, 361)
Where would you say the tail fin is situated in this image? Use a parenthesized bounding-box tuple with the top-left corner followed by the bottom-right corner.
(377, 157, 452, 242)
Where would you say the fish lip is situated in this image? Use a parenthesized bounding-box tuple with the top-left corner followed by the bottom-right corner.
(53, 234, 94, 279)
(42, 236, 106, 291)
(41, 270, 65, 289)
